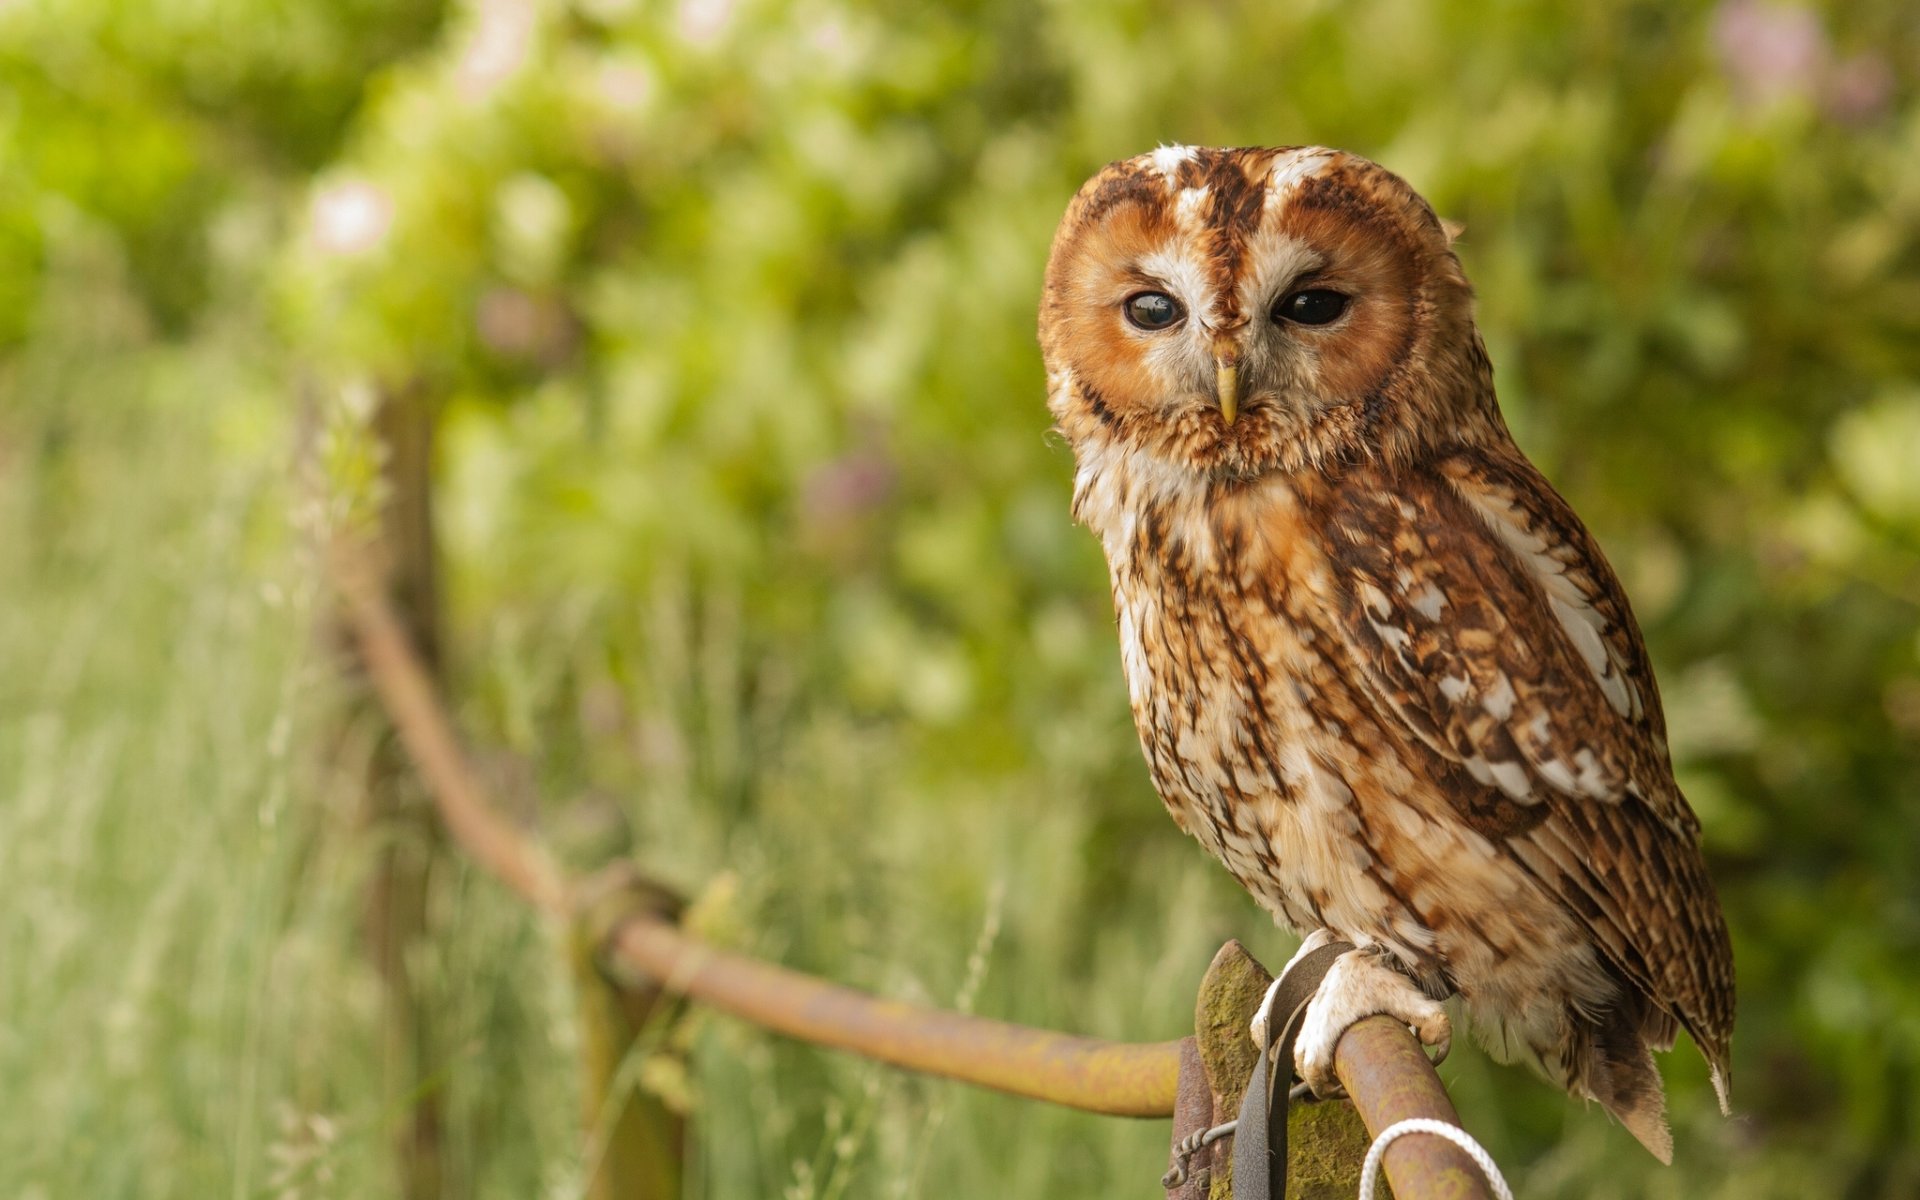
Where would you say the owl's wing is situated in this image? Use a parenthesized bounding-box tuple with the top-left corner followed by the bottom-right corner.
(1322, 448, 1733, 1063)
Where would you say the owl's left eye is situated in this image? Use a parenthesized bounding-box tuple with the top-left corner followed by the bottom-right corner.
(1273, 288, 1351, 326)
(1123, 292, 1184, 331)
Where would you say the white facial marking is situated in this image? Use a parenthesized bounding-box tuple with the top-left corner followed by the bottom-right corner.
(1174, 185, 1209, 229)
(1265, 146, 1339, 203)
(1149, 144, 1197, 178)
(1235, 226, 1320, 331)
(1128, 243, 1215, 395)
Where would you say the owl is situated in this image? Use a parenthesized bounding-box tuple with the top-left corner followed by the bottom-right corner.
(1039, 145, 1733, 1161)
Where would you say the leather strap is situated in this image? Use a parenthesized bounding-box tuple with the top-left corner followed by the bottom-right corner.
(1231, 939, 1354, 1200)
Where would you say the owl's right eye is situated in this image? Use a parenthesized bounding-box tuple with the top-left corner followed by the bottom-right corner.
(1123, 292, 1184, 331)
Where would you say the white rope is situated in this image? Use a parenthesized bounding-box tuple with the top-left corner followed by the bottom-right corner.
(1357, 1117, 1514, 1200)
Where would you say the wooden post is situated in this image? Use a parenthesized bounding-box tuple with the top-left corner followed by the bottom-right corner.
(357, 384, 447, 1200)
(573, 866, 687, 1200)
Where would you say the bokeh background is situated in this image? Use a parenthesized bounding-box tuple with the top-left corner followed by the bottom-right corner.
(4, 0, 1919, 1196)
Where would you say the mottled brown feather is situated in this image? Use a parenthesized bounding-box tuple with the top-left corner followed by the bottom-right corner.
(1325, 451, 1733, 1064)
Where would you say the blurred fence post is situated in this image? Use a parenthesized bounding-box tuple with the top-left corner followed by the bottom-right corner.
(573, 866, 689, 1200)
(353, 383, 448, 1200)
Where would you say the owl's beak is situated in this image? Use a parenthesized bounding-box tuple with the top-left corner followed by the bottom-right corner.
(1214, 357, 1239, 425)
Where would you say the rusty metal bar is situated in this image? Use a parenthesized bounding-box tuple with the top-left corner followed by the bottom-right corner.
(601, 912, 1185, 1118)
(333, 540, 569, 915)
(1336, 1016, 1494, 1199)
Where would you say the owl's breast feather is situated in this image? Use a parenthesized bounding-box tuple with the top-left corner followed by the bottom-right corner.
(1090, 452, 1567, 987)
(1095, 462, 1388, 932)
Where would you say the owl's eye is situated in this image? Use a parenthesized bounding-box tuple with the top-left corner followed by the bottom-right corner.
(1274, 289, 1350, 326)
(1123, 292, 1184, 331)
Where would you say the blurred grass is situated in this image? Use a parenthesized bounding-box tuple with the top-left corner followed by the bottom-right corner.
(4, 0, 1920, 1196)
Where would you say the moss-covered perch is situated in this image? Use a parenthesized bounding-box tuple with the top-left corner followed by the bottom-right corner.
(1183, 940, 1369, 1198)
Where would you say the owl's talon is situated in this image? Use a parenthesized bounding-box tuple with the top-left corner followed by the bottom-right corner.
(1293, 948, 1450, 1098)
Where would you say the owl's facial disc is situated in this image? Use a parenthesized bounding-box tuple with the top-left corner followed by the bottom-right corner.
(1041, 145, 1482, 476)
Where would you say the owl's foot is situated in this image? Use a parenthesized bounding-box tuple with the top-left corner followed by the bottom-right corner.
(1290, 944, 1450, 1098)
(1249, 929, 1344, 1054)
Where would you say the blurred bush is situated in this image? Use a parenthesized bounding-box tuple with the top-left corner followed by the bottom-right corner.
(2, 0, 1917, 1196)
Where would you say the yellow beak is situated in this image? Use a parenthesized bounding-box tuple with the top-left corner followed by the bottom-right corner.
(1215, 359, 1239, 426)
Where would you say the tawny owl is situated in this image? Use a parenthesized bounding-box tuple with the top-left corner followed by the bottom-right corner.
(1039, 145, 1733, 1161)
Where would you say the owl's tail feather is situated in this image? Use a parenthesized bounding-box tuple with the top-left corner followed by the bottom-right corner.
(1598, 1050, 1673, 1164)
(1581, 1002, 1674, 1163)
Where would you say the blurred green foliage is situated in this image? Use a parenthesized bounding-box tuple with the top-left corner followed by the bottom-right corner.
(3, 0, 1918, 1196)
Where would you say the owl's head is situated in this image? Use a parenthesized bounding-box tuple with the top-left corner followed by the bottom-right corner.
(1040, 146, 1500, 480)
